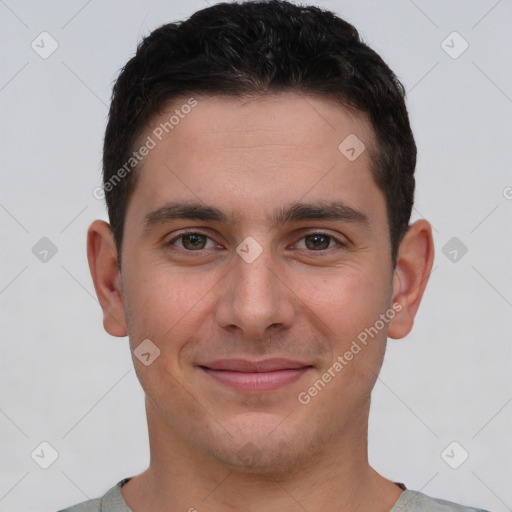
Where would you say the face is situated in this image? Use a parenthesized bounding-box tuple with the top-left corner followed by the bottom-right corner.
(104, 93, 406, 473)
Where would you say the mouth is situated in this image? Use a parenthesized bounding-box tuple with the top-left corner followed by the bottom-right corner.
(199, 358, 313, 392)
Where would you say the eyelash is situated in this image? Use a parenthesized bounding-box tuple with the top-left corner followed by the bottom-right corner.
(167, 230, 347, 254)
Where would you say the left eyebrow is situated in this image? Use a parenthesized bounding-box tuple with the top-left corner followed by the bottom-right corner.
(269, 200, 370, 228)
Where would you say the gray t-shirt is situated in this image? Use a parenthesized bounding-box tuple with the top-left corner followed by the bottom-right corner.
(57, 478, 491, 512)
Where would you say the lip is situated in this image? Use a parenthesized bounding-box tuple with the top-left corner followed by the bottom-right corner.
(199, 358, 313, 392)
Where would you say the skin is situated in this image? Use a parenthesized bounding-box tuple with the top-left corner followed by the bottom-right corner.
(87, 92, 434, 512)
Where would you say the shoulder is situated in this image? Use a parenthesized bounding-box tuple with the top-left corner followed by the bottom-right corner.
(56, 497, 102, 512)
(56, 477, 132, 512)
(392, 490, 492, 512)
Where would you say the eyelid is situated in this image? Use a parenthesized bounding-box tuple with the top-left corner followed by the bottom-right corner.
(290, 230, 348, 251)
(167, 229, 220, 248)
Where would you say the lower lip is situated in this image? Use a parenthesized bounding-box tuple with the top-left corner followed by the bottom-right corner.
(201, 367, 311, 392)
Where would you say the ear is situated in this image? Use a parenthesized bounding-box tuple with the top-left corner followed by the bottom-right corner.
(388, 219, 434, 339)
(86, 220, 127, 337)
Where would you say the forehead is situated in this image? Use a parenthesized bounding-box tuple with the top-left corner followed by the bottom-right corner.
(126, 92, 385, 229)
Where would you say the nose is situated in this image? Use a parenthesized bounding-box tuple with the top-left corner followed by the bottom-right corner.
(214, 248, 296, 340)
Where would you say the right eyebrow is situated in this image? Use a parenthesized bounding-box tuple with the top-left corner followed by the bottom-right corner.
(142, 201, 232, 233)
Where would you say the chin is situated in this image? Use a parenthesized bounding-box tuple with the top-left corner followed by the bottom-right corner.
(204, 414, 324, 476)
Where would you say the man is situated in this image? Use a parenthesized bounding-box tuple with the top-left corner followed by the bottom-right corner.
(60, 1, 490, 511)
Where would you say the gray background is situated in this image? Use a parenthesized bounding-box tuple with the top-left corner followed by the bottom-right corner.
(1, 1, 511, 511)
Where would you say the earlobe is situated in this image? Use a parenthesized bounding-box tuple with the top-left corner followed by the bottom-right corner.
(388, 219, 434, 339)
(86, 220, 128, 337)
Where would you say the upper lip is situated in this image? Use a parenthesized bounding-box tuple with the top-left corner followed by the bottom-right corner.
(200, 358, 312, 372)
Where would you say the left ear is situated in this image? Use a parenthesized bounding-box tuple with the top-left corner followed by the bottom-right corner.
(388, 219, 434, 339)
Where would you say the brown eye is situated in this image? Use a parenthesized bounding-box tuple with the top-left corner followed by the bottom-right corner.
(182, 234, 207, 250)
(169, 232, 215, 251)
(304, 234, 333, 250)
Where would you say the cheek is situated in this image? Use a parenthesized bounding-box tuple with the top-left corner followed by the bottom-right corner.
(295, 269, 389, 426)
(122, 260, 219, 354)
(293, 263, 392, 410)
(293, 264, 389, 341)
(122, 264, 216, 416)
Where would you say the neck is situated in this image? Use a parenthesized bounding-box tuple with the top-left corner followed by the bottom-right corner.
(121, 398, 403, 512)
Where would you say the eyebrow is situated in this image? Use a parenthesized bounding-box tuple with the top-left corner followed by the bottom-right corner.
(270, 200, 369, 227)
(142, 200, 370, 232)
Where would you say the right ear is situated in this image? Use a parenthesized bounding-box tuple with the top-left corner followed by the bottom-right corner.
(86, 220, 128, 337)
